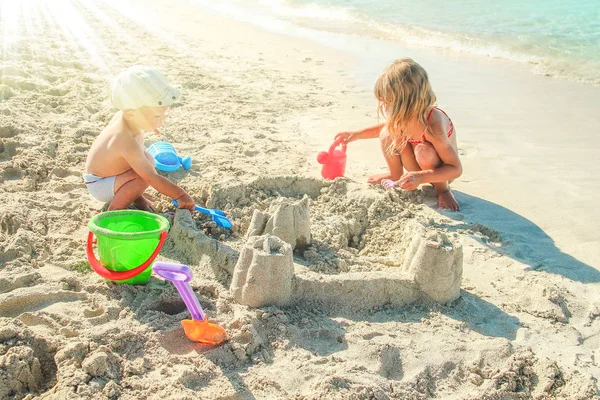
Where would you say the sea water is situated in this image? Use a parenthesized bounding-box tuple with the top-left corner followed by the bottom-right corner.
(196, 0, 600, 86)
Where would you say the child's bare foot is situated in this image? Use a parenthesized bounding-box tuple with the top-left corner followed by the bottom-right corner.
(368, 173, 391, 184)
(133, 195, 155, 212)
(437, 189, 459, 211)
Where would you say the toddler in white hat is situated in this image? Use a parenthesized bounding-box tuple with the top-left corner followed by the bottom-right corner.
(84, 66, 194, 211)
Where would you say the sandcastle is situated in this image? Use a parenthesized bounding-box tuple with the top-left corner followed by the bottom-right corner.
(166, 181, 463, 312)
(230, 235, 294, 307)
(246, 196, 311, 250)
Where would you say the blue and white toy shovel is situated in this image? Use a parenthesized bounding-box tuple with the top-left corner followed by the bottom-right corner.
(172, 200, 232, 229)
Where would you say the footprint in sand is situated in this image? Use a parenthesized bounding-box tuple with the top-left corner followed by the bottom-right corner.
(45, 86, 70, 97)
(0, 84, 13, 100)
(1, 76, 48, 91)
(0, 125, 20, 138)
(83, 306, 105, 318)
(18, 312, 61, 336)
(0, 272, 41, 294)
(377, 346, 403, 380)
(1, 66, 29, 78)
(0, 140, 17, 161)
(37, 56, 84, 70)
(1, 166, 24, 181)
(0, 287, 87, 318)
(49, 167, 81, 179)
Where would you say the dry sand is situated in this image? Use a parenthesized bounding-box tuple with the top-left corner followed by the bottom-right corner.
(1, 0, 599, 399)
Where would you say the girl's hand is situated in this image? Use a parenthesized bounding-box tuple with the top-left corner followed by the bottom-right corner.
(381, 179, 397, 191)
(334, 131, 357, 144)
(399, 172, 422, 191)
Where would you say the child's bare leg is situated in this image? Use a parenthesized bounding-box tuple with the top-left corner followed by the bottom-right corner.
(401, 143, 421, 172)
(108, 169, 150, 211)
(133, 151, 156, 211)
(368, 126, 404, 184)
(132, 195, 154, 211)
(414, 142, 459, 210)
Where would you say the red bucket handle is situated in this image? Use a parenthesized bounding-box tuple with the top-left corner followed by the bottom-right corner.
(86, 230, 168, 281)
(329, 137, 347, 155)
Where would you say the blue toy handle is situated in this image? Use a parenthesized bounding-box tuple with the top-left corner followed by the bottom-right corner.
(194, 205, 226, 217)
(172, 200, 210, 216)
(172, 200, 232, 229)
(172, 200, 225, 217)
(179, 156, 192, 170)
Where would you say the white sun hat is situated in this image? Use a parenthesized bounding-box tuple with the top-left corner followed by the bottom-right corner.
(110, 65, 181, 110)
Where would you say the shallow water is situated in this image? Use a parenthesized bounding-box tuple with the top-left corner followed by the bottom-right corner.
(201, 0, 600, 85)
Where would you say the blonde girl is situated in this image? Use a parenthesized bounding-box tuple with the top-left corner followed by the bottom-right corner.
(335, 58, 462, 210)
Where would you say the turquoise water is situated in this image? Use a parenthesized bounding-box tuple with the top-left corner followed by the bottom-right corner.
(203, 0, 600, 85)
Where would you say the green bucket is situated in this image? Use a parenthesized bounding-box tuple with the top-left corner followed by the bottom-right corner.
(86, 210, 170, 285)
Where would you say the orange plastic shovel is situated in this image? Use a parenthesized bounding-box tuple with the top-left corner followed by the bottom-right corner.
(153, 261, 228, 345)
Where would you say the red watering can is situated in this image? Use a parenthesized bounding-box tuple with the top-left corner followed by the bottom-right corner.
(317, 138, 347, 180)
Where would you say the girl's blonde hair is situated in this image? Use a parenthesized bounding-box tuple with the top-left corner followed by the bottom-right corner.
(374, 58, 436, 153)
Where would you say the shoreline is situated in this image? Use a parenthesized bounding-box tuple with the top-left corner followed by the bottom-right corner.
(191, 0, 600, 88)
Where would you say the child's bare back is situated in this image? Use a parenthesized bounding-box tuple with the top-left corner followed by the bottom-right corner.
(85, 112, 145, 178)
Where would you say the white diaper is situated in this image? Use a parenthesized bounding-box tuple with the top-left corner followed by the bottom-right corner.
(83, 173, 116, 203)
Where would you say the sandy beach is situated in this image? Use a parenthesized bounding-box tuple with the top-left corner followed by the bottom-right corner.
(1, 0, 599, 399)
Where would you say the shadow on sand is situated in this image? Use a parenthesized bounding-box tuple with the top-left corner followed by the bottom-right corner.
(437, 191, 600, 284)
(444, 290, 521, 340)
(356, 290, 521, 340)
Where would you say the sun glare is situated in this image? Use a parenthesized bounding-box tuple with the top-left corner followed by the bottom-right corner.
(0, 0, 219, 82)
(1, 0, 19, 57)
(1, 0, 112, 79)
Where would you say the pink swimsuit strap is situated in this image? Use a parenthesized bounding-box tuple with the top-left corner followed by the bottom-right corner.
(407, 107, 454, 145)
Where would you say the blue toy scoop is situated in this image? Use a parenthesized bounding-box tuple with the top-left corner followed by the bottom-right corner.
(172, 200, 232, 229)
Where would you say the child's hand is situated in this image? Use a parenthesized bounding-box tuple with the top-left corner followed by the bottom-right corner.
(175, 193, 195, 211)
(381, 179, 397, 191)
(334, 131, 357, 144)
(399, 172, 422, 191)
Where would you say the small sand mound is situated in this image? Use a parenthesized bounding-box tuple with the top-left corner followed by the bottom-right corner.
(0, 319, 58, 399)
